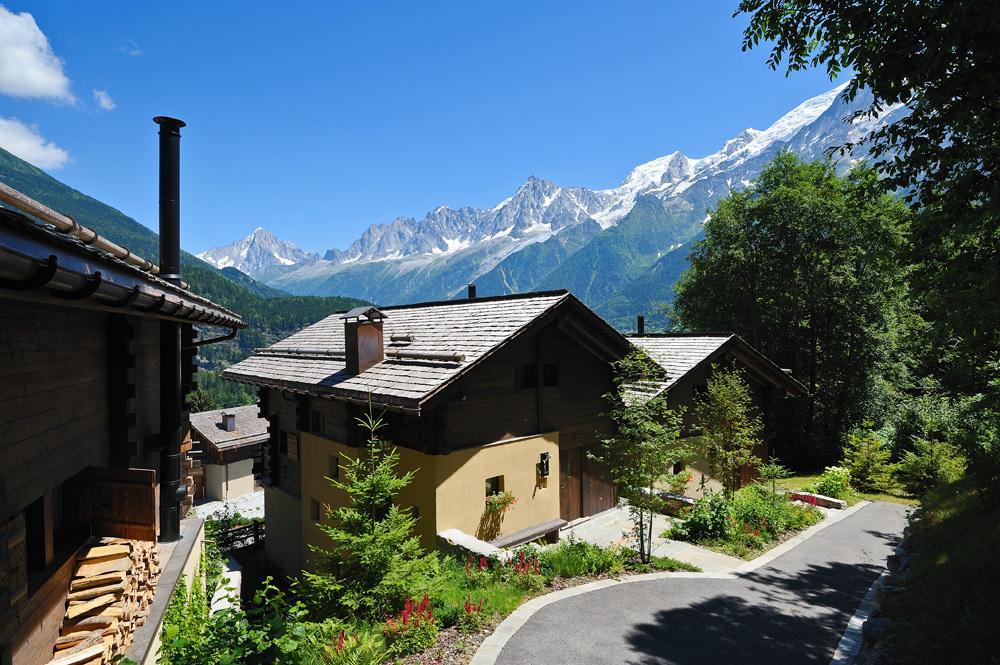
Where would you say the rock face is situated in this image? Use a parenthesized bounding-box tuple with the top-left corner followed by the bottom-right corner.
(206, 84, 907, 324)
(197, 227, 319, 274)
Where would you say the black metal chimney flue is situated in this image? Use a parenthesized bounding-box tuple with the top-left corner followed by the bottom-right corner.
(467, 283, 477, 299)
(154, 116, 185, 286)
(637, 315, 645, 335)
(154, 116, 186, 542)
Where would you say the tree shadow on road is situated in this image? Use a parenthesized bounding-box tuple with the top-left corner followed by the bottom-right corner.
(623, 559, 890, 665)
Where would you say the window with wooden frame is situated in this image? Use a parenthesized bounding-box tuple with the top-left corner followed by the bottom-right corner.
(310, 409, 322, 435)
(310, 498, 322, 522)
(328, 455, 340, 480)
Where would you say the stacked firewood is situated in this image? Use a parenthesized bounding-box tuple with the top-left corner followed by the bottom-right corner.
(46, 538, 160, 665)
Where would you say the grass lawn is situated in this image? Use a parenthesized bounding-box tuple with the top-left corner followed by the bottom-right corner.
(776, 473, 920, 506)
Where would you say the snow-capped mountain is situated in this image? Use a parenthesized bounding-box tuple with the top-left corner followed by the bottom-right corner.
(197, 227, 319, 275)
(209, 84, 906, 327)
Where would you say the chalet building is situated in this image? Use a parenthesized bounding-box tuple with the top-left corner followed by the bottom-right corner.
(0, 118, 244, 665)
(627, 328, 808, 496)
(189, 406, 267, 502)
(223, 290, 632, 575)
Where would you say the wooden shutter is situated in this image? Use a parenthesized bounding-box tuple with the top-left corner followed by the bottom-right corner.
(88, 467, 158, 542)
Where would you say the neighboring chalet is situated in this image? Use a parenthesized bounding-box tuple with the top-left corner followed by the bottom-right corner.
(627, 328, 808, 496)
(223, 289, 632, 575)
(189, 406, 267, 502)
(0, 118, 244, 665)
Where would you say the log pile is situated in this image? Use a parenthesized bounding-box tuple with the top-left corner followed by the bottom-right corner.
(46, 538, 160, 665)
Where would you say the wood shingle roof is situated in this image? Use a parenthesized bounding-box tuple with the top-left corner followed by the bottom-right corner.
(224, 291, 616, 412)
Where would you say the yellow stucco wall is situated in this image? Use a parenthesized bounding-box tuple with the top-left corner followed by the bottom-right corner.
(203, 458, 256, 501)
(434, 432, 560, 542)
(294, 431, 561, 567)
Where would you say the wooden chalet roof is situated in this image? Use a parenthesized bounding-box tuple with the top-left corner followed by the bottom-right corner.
(224, 290, 630, 412)
(189, 405, 268, 452)
(0, 205, 243, 328)
(627, 333, 808, 397)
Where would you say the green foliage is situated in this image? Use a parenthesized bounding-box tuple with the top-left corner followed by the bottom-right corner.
(731, 484, 821, 538)
(695, 366, 763, 496)
(881, 479, 1000, 663)
(811, 466, 854, 500)
(668, 492, 731, 542)
(891, 393, 961, 459)
(596, 350, 688, 562)
(894, 440, 966, 498)
(668, 485, 821, 559)
(674, 154, 912, 465)
(736, 0, 1000, 496)
(842, 430, 894, 492)
(302, 407, 437, 620)
(426, 557, 528, 629)
(759, 457, 793, 494)
(185, 388, 219, 413)
(381, 595, 439, 656)
(539, 537, 627, 579)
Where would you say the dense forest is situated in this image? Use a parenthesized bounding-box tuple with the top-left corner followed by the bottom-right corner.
(0, 145, 366, 409)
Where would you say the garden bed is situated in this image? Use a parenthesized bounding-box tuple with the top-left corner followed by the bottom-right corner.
(400, 544, 699, 664)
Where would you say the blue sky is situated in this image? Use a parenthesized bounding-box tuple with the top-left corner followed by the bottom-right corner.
(0, 2, 841, 254)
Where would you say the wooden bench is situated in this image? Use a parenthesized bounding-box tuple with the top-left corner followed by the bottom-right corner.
(489, 518, 568, 549)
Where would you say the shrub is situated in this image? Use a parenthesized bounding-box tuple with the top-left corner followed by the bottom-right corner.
(891, 393, 960, 458)
(894, 439, 966, 497)
(381, 595, 438, 656)
(539, 538, 627, 578)
(843, 430, 894, 492)
(812, 466, 853, 499)
(668, 492, 731, 541)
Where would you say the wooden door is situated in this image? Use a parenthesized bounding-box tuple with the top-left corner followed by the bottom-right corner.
(89, 467, 158, 541)
(559, 448, 582, 521)
(583, 451, 615, 516)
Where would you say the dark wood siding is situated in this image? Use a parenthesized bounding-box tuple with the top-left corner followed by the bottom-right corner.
(437, 322, 617, 520)
(0, 301, 111, 523)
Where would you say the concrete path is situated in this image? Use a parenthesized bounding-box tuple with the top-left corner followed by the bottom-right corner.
(494, 502, 908, 665)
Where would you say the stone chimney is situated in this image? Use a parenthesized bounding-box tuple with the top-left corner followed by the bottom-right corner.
(341, 306, 387, 375)
(221, 412, 236, 432)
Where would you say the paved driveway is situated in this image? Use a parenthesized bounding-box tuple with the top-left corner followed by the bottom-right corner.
(496, 502, 908, 665)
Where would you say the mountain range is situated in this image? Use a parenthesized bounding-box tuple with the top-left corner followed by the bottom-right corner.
(198, 84, 906, 329)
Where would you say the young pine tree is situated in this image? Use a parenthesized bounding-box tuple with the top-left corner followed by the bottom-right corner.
(303, 406, 436, 620)
(696, 367, 763, 498)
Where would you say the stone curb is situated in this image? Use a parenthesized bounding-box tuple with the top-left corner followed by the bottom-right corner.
(829, 569, 888, 664)
(471, 501, 873, 665)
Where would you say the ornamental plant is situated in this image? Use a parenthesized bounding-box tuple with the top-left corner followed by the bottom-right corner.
(498, 550, 544, 592)
(484, 490, 517, 515)
(381, 595, 439, 656)
(458, 594, 488, 634)
(812, 466, 853, 500)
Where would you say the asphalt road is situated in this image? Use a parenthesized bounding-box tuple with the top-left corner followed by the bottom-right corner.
(496, 502, 909, 665)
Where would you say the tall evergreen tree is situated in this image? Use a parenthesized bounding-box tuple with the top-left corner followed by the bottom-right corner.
(674, 154, 912, 465)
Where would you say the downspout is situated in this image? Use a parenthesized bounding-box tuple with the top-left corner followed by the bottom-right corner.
(155, 116, 186, 543)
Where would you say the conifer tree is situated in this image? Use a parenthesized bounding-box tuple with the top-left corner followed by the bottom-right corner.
(303, 405, 436, 620)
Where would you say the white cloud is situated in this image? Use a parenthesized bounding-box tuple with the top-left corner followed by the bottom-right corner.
(0, 5, 74, 102)
(93, 89, 115, 111)
(119, 38, 142, 57)
(0, 116, 70, 169)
